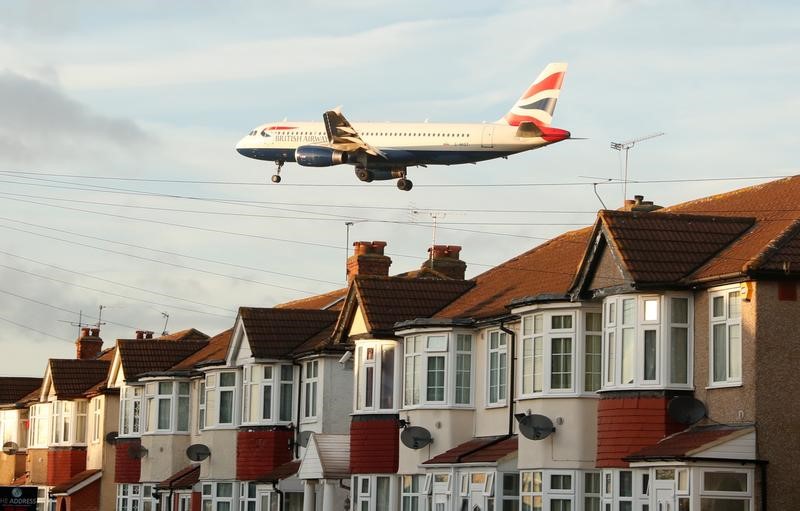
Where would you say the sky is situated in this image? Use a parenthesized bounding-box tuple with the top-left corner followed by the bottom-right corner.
(0, 0, 798, 376)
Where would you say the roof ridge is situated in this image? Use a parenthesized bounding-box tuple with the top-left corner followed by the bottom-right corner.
(660, 175, 800, 213)
(744, 217, 800, 272)
(601, 209, 756, 223)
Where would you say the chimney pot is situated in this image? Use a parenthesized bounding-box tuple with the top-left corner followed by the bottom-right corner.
(81, 327, 90, 337)
(145, 331, 154, 340)
(135, 330, 144, 340)
(347, 241, 392, 282)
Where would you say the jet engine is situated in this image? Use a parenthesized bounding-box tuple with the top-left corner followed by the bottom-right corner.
(355, 167, 407, 182)
(295, 146, 349, 167)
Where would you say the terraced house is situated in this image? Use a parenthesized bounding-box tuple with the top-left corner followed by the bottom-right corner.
(4, 176, 800, 511)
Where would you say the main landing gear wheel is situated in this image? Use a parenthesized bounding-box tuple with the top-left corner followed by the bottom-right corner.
(271, 160, 285, 184)
(397, 178, 413, 191)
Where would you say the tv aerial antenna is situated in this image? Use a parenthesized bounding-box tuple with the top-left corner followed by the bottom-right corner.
(610, 132, 665, 204)
(160, 312, 170, 336)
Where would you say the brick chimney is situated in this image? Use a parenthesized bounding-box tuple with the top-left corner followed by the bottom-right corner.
(347, 241, 392, 282)
(76, 327, 103, 360)
(135, 330, 154, 340)
(421, 245, 467, 280)
(623, 195, 662, 212)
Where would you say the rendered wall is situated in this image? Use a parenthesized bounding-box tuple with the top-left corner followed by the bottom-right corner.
(26, 447, 49, 485)
(140, 433, 192, 482)
(398, 408, 474, 474)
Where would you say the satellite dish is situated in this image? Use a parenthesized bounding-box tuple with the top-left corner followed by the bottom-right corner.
(298, 431, 313, 448)
(517, 414, 555, 441)
(400, 426, 433, 449)
(186, 444, 211, 462)
(105, 432, 119, 445)
(2, 441, 19, 455)
(128, 444, 149, 459)
(668, 396, 706, 425)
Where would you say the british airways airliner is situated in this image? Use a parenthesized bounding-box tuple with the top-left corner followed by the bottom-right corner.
(235, 63, 570, 191)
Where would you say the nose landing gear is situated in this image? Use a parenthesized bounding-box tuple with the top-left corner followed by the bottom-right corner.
(271, 161, 285, 183)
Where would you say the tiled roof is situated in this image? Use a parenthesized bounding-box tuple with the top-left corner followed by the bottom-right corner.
(353, 276, 475, 333)
(277, 288, 347, 311)
(661, 175, 800, 281)
(49, 359, 110, 398)
(156, 328, 210, 341)
(0, 377, 42, 405)
(436, 228, 591, 320)
(117, 339, 209, 381)
(170, 329, 233, 370)
(239, 308, 339, 358)
(255, 460, 301, 483)
(157, 464, 200, 489)
(625, 425, 754, 461)
(50, 468, 102, 494)
(290, 323, 339, 356)
(423, 435, 518, 464)
(597, 211, 754, 284)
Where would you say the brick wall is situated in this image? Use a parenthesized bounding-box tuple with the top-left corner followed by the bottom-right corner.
(596, 393, 684, 468)
(350, 414, 398, 474)
(58, 477, 101, 511)
(47, 447, 87, 486)
(236, 428, 293, 480)
(114, 438, 141, 483)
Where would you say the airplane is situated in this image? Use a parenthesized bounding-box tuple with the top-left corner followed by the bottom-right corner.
(235, 63, 570, 191)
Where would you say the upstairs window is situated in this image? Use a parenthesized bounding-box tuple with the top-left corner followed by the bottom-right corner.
(144, 380, 190, 433)
(50, 400, 87, 446)
(241, 364, 295, 426)
(357, 342, 397, 412)
(402, 332, 474, 408)
(91, 398, 102, 443)
(710, 288, 742, 385)
(304, 360, 319, 419)
(28, 403, 50, 448)
(203, 370, 242, 429)
(488, 331, 508, 405)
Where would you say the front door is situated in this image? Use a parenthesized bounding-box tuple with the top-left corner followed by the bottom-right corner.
(481, 125, 494, 148)
(655, 487, 674, 511)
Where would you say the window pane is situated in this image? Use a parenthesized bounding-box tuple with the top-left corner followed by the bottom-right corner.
(606, 332, 616, 385)
(455, 352, 471, 404)
(728, 324, 742, 380)
(177, 396, 189, 431)
(380, 345, 395, 409)
(550, 474, 571, 490)
(671, 298, 689, 323)
(220, 372, 236, 387)
(534, 315, 543, 334)
(426, 357, 445, 401)
(219, 390, 233, 423)
(621, 328, 635, 384)
(586, 312, 602, 332)
(713, 324, 727, 382)
(280, 382, 293, 421)
(217, 483, 233, 497)
(281, 365, 293, 381)
(427, 336, 447, 351)
(364, 366, 374, 407)
(262, 384, 272, 420)
(644, 330, 657, 381)
(552, 315, 572, 330)
(704, 471, 748, 492)
(158, 398, 171, 429)
(671, 327, 688, 384)
(584, 334, 602, 392)
(159, 382, 173, 394)
(622, 299, 635, 324)
(619, 471, 633, 497)
(728, 291, 741, 318)
(551, 338, 572, 389)
(699, 499, 749, 511)
(533, 337, 543, 392)
(644, 299, 658, 321)
(376, 478, 390, 511)
(503, 473, 519, 496)
(712, 296, 725, 317)
(522, 339, 533, 395)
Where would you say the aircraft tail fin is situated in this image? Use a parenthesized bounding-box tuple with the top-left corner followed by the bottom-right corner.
(497, 63, 567, 127)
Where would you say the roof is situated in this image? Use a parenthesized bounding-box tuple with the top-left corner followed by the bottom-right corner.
(591, 211, 755, 285)
(156, 328, 210, 341)
(289, 323, 339, 356)
(239, 308, 339, 358)
(49, 359, 111, 398)
(157, 464, 200, 489)
(0, 377, 42, 405)
(255, 460, 301, 483)
(170, 329, 233, 370)
(423, 435, 518, 465)
(299, 434, 351, 480)
(352, 276, 474, 334)
(436, 228, 591, 320)
(50, 469, 102, 495)
(277, 288, 348, 311)
(117, 339, 209, 381)
(625, 425, 755, 461)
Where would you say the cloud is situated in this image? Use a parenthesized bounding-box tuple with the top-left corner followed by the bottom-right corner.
(0, 70, 154, 167)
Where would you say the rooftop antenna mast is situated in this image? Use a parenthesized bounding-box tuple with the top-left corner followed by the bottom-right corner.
(344, 220, 367, 284)
(95, 305, 107, 330)
(610, 132, 665, 205)
(410, 210, 449, 271)
(161, 312, 170, 336)
(59, 310, 90, 337)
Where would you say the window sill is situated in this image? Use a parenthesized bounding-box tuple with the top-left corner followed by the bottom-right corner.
(350, 409, 399, 416)
(517, 393, 600, 400)
(300, 417, 318, 425)
(706, 382, 743, 390)
(401, 404, 475, 412)
(142, 431, 190, 436)
(484, 403, 508, 409)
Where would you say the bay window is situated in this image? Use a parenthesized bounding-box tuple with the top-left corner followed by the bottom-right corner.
(356, 341, 398, 412)
(28, 403, 49, 448)
(202, 482, 234, 511)
(700, 469, 752, 509)
(488, 331, 508, 405)
(120, 386, 142, 437)
(240, 364, 295, 426)
(143, 380, 190, 433)
(117, 483, 141, 511)
(91, 398, 102, 443)
(709, 288, 742, 386)
(303, 360, 319, 419)
(401, 332, 474, 408)
(354, 476, 391, 511)
(401, 475, 427, 511)
(50, 400, 87, 446)
(203, 370, 241, 429)
(603, 294, 692, 389)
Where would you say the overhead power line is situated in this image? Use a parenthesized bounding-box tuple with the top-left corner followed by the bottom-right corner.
(0, 313, 69, 343)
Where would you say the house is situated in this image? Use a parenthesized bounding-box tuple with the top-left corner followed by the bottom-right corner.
(0, 376, 42, 485)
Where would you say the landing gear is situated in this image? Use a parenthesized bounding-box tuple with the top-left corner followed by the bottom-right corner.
(271, 160, 285, 183)
(397, 178, 413, 191)
(355, 167, 374, 182)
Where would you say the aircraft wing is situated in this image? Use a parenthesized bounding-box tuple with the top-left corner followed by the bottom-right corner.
(323, 108, 386, 158)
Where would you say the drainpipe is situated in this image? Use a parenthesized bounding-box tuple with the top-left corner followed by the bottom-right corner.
(499, 322, 516, 436)
(293, 361, 304, 459)
(274, 483, 284, 511)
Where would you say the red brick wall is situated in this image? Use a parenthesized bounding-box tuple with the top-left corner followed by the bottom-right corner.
(236, 428, 293, 480)
(58, 477, 101, 511)
(47, 448, 87, 486)
(596, 394, 684, 468)
(350, 414, 398, 474)
(114, 438, 141, 483)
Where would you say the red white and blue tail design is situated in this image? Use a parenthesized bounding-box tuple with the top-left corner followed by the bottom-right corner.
(498, 63, 568, 127)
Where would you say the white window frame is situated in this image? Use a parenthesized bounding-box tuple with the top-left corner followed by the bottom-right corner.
(28, 403, 50, 448)
(303, 360, 319, 420)
(203, 370, 242, 429)
(353, 475, 391, 511)
(354, 341, 398, 412)
(401, 474, 428, 511)
(402, 331, 475, 409)
(240, 364, 295, 427)
(699, 468, 752, 506)
(202, 482, 236, 511)
(487, 330, 508, 406)
(709, 286, 743, 387)
(49, 399, 87, 446)
(239, 481, 258, 511)
(143, 379, 191, 434)
(117, 483, 142, 511)
(91, 398, 102, 444)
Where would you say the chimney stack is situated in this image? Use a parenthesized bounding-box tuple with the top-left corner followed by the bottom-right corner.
(347, 241, 392, 282)
(135, 330, 154, 340)
(76, 327, 103, 360)
(623, 195, 662, 212)
(421, 245, 467, 280)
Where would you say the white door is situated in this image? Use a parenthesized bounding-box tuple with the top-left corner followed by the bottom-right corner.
(481, 126, 494, 148)
(655, 488, 674, 511)
(178, 494, 191, 511)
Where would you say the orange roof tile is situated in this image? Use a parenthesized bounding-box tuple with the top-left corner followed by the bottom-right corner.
(239, 308, 339, 358)
(170, 329, 233, 370)
(625, 425, 754, 461)
(277, 288, 347, 311)
(158, 464, 200, 489)
(49, 359, 110, 398)
(436, 228, 591, 320)
(423, 435, 517, 464)
(50, 469, 102, 494)
(255, 460, 301, 483)
(156, 328, 210, 341)
(0, 377, 42, 405)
